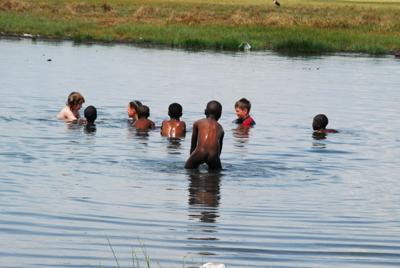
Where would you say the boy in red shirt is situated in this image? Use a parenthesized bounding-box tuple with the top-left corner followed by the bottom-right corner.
(233, 98, 255, 127)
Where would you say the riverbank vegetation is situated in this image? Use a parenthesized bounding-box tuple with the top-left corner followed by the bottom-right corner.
(0, 0, 399, 54)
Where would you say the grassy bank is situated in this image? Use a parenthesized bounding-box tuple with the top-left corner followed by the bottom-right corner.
(0, 0, 399, 54)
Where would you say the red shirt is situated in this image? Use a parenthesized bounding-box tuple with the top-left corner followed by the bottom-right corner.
(234, 116, 256, 127)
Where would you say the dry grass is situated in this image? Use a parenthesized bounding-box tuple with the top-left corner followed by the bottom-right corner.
(1, 0, 399, 31)
(0, 0, 399, 53)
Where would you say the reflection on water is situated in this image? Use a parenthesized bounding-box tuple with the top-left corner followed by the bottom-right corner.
(84, 125, 97, 134)
(312, 132, 327, 140)
(166, 137, 183, 155)
(135, 129, 151, 138)
(187, 170, 221, 224)
(312, 132, 327, 149)
(232, 126, 250, 139)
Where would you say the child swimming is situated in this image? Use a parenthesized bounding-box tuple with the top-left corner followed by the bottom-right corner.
(57, 92, 86, 124)
(133, 105, 155, 130)
(233, 98, 255, 127)
(161, 103, 186, 138)
(84, 105, 97, 125)
(127, 100, 142, 122)
(185, 101, 224, 170)
(312, 114, 338, 134)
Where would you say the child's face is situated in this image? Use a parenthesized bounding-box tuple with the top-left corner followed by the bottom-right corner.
(127, 105, 137, 118)
(235, 107, 248, 119)
(71, 102, 83, 112)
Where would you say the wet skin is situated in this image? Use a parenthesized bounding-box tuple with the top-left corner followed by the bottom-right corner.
(161, 119, 186, 138)
(133, 118, 155, 130)
(185, 117, 224, 170)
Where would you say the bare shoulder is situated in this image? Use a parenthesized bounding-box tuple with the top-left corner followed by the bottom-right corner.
(57, 106, 75, 122)
(193, 119, 202, 126)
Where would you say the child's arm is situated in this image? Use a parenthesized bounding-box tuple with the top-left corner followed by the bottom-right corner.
(190, 122, 198, 154)
(160, 121, 164, 133)
(57, 106, 78, 123)
(182, 121, 187, 133)
(219, 130, 224, 155)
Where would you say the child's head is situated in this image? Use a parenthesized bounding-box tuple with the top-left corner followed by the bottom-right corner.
(235, 98, 251, 119)
(84, 105, 97, 124)
(168, 103, 183, 120)
(128, 100, 142, 118)
(138, 105, 150, 119)
(205, 100, 222, 120)
(313, 114, 329, 130)
(67, 92, 85, 110)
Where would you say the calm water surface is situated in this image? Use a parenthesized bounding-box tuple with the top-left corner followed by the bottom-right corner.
(0, 39, 400, 268)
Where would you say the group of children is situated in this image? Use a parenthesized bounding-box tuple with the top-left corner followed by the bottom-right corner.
(58, 92, 336, 170)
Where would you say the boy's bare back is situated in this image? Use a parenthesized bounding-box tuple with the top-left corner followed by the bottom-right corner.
(134, 118, 155, 130)
(161, 120, 186, 138)
(185, 101, 224, 170)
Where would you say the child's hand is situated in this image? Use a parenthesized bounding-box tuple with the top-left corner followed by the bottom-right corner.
(78, 118, 87, 125)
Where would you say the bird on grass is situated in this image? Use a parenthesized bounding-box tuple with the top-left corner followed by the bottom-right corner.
(273, 0, 281, 7)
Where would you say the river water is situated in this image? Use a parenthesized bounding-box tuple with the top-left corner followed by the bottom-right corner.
(0, 38, 399, 268)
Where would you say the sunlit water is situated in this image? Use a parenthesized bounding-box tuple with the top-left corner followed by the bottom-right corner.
(1, 38, 400, 268)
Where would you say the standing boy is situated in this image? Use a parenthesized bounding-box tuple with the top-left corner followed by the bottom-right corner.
(233, 98, 255, 127)
(185, 101, 224, 170)
(161, 103, 186, 138)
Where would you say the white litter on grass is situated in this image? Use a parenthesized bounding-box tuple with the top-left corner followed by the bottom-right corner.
(200, 262, 226, 268)
(238, 42, 251, 51)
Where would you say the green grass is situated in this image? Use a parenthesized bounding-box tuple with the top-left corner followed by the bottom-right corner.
(0, 0, 399, 54)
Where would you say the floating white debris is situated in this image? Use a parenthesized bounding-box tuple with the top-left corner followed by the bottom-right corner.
(200, 262, 226, 268)
(238, 42, 251, 51)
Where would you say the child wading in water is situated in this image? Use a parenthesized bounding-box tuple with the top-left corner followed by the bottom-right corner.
(57, 92, 86, 124)
(312, 114, 338, 134)
(233, 98, 255, 127)
(161, 103, 186, 138)
(127, 100, 142, 122)
(84, 105, 97, 132)
(185, 100, 224, 170)
(133, 105, 156, 130)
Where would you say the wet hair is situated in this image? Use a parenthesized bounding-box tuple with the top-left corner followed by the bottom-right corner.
(129, 100, 142, 111)
(168, 103, 183, 120)
(84, 105, 97, 124)
(205, 100, 222, 120)
(67, 92, 85, 107)
(138, 105, 150, 119)
(313, 114, 329, 130)
(235, 98, 251, 112)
